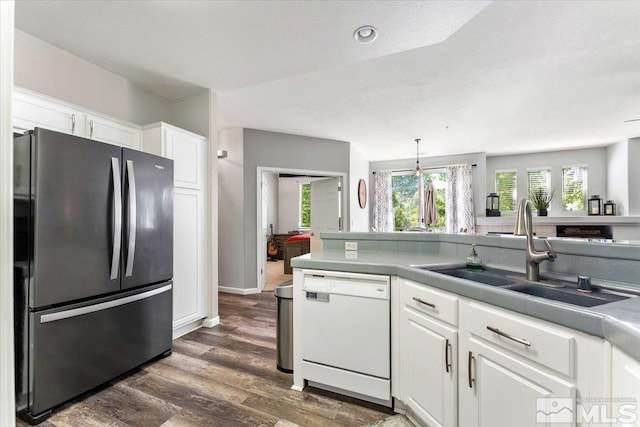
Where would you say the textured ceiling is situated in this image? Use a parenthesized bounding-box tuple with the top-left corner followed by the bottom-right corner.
(15, 1, 640, 160)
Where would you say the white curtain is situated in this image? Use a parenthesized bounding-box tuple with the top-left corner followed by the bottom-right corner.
(373, 171, 394, 232)
(445, 165, 475, 233)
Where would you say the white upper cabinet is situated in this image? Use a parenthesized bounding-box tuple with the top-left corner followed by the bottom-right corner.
(142, 122, 206, 190)
(85, 114, 141, 149)
(12, 87, 141, 149)
(13, 87, 85, 136)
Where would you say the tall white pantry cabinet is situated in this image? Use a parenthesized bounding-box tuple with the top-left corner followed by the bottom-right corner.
(12, 88, 208, 337)
(142, 122, 207, 336)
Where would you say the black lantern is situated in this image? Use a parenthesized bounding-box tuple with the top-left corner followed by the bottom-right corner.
(588, 195, 603, 216)
(604, 200, 616, 216)
(486, 193, 501, 217)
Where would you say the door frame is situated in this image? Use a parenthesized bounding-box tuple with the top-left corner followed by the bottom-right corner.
(256, 166, 347, 291)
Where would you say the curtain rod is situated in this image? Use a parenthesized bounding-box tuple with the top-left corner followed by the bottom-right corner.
(373, 163, 477, 174)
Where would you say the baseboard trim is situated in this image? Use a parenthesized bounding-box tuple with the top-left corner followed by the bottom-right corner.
(218, 286, 260, 295)
(172, 319, 204, 339)
(290, 385, 304, 392)
(202, 316, 219, 328)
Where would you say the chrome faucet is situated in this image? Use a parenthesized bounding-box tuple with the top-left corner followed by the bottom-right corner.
(514, 198, 557, 281)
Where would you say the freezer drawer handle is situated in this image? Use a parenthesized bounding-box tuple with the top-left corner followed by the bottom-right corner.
(125, 160, 137, 277)
(110, 158, 122, 280)
(40, 284, 172, 324)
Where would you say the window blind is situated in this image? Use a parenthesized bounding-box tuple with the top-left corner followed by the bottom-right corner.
(527, 168, 551, 197)
(562, 166, 588, 211)
(495, 170, 517, 212)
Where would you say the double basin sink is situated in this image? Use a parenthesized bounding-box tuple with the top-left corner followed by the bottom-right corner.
(424, 266, 634, 307)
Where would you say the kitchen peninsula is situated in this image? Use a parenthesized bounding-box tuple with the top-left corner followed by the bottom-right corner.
(291, 232, 640, 427)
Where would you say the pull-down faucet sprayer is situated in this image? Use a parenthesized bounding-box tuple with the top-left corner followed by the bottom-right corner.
(514, 198, 557, 281)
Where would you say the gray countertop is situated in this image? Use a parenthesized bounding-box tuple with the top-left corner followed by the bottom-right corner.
(291, 250, 640, 362)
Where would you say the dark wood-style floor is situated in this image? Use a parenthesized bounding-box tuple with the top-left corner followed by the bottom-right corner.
(18, 291, 395, 426)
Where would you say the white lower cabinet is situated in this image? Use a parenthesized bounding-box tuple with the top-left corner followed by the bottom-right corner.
(461, 336, 575, 427)
(398, 278, 458, 427)
(611, 346, 640, 426)
(395, 278, 609, 427)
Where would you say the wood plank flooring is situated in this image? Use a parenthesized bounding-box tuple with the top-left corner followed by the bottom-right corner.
(17, 292, 396, 426)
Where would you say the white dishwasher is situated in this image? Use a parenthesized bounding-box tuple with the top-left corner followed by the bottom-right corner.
(301, 269, 391, 406)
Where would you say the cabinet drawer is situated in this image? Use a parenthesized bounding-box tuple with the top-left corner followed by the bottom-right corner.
(400, 278, 458, 326)
(465, 301, 575, 377)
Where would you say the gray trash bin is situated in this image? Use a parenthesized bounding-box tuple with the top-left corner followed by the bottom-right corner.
(275, 280, 294, 373)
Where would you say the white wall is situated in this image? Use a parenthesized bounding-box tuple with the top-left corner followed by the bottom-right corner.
(349, 143, 370, 232)
(278, 177, 300, 233)
(371, 152, 487, 220)
(14, 30, 171, 125)
(278, 176, 331, 233)
(217, 128, 245, 290)
(486, 147, 607, 216)
(264, 171, 278, 233)
(606, 140, 629, 215)
(0, 2, 15, 424)
(628, 138, 640, 215)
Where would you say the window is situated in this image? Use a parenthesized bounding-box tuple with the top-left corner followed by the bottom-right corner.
(299, 183, 311, 228)
(527, 167, 551, 199)
(495, 170, 517, 212)
(392, 171, 446, 230)
(562, 166, 588, 211)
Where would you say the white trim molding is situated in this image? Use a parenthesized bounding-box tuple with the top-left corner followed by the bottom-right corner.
(202, 316, 220, 328)
(218, 286, 260, 295)
(0, 1, 16, 425)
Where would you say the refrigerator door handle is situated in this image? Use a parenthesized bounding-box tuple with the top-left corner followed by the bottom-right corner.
(125, 159, 137, 277)
(110, 157, 122, 280)
(40, 284, 172, 323)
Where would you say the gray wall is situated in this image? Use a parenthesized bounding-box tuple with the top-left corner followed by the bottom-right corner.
(486, 147, 607, 216)
(168, 90, 210, 137)
(14, 30, 171, 125)
(218, 128, 350, 291)
(606, 140, 629, 215)
(628, 138, 640, 215)
(371, 152, 487, 221)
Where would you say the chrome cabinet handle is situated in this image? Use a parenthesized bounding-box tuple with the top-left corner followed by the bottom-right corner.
(71, 114, 76, 133)
(125, 160, 137, 277)
(412, 296, 436, 309)
(468, 351, 475, 388)
(110, 158, 122, 280)
(486, 326, 532, 347)
(89, 120, 94, 139)
(445, 339, 452, 373)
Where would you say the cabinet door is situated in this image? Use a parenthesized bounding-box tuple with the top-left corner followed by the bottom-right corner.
(87, 114, 141, 149)
(165, 127, 204, 189)
(402, 306, 457, 427)
(461, 337, 575, 427)
(172, 187, 205, 329)
(13, 89, 84, 136)
(611, 347, 640, 426)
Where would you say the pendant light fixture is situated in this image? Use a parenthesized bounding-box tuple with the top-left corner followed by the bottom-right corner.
(414, 138, 422, 176)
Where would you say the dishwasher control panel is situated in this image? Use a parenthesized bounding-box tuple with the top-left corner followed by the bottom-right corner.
(302, 271, 390, 300)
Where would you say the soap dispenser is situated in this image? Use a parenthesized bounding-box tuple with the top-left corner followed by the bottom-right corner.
(466, 244, 482, 271)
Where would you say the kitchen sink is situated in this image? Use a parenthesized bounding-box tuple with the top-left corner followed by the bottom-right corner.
(505, 283, 631, 307)
(422, 265, 634, 307)
(429, 266, 519, 287)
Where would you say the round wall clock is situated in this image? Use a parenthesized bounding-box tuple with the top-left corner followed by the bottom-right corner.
(357, 179, 367, 209)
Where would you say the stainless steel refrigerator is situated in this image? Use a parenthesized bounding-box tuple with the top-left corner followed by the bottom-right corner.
(14, 128, 174, 424)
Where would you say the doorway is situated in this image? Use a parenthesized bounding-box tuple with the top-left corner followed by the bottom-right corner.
(256, 167, 346, 292)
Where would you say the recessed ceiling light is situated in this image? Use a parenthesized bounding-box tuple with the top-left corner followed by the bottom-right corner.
(354, 26, 377, 44)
